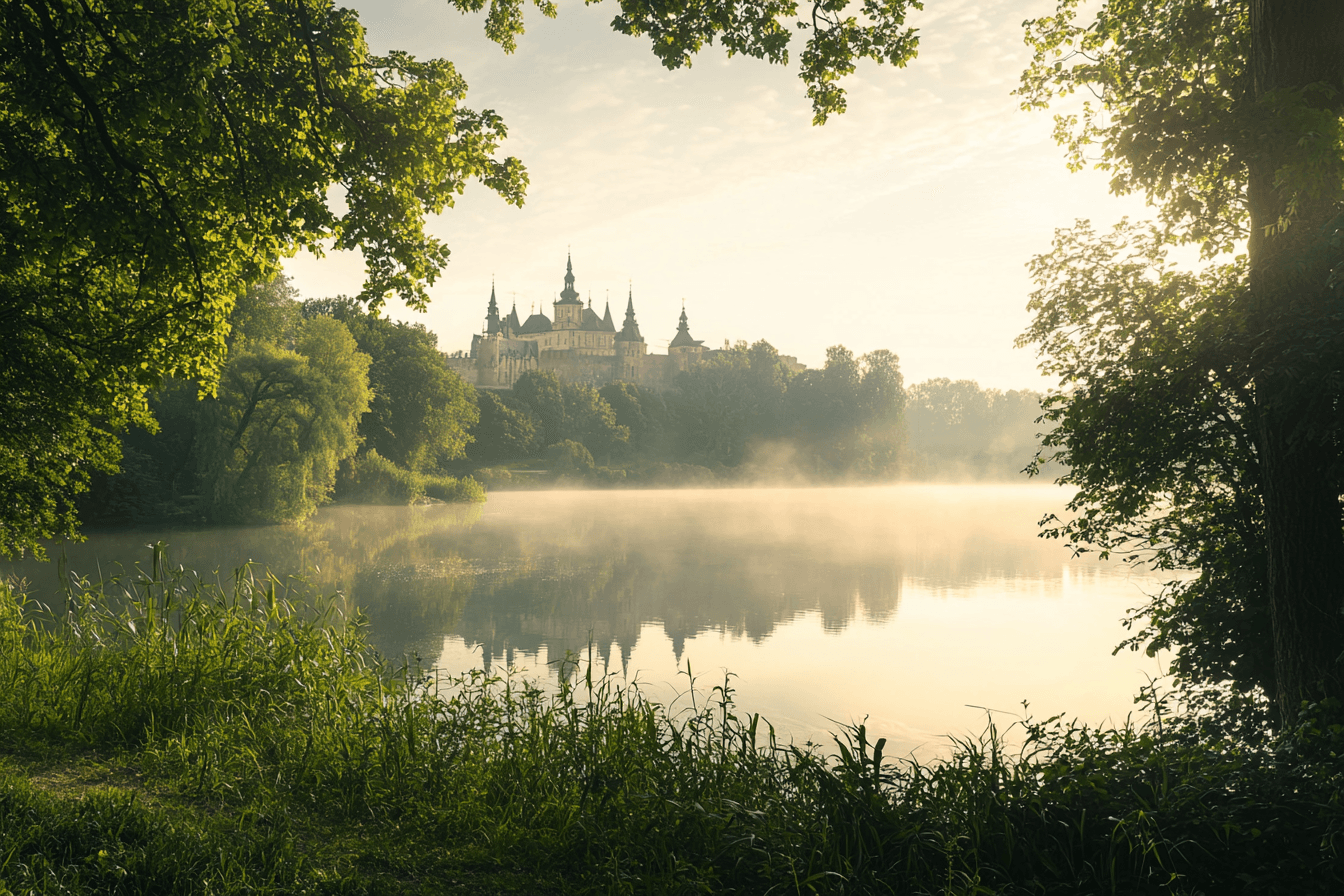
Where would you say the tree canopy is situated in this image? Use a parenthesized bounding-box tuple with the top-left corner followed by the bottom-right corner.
(197, 315, 371, 523)
(302, 297, 478, 471)
(0, 0, 524, 555)
(1017, 0, 1344, 720)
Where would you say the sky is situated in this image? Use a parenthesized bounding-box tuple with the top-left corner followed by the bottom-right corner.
(282, 0, 1152, 391)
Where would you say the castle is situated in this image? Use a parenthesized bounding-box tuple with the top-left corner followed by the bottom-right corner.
(445, 255, 710, 390)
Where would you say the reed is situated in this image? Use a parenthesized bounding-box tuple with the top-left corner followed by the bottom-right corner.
(0, 557, 1340, 894)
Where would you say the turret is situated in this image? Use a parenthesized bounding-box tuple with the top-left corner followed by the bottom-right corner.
(615, 287, 643, 343)
(554, 252, 584, 329)
(485, 280, 501, 335)
(668, 302, 705, 372)
(613, 285, 646, 382)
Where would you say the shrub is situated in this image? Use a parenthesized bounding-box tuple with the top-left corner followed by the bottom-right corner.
(544, 440, 594, 477)
(423, 473, 486, 503)
(335, 449, 425, 504)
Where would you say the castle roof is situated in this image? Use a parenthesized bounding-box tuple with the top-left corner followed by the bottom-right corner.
(556, 252, 582, 305)
(669, 306, 703, 349)
(615, 287, 643, 343)
(581, 304, 602, 329)
(506, 304, 521, 330)
(518, 311, 553, 334)
(600, 302, 616, 333)
(485, 281, 501, 335)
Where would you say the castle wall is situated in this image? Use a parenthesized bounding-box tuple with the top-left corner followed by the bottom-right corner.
(445, 354, 478, 386)
(540, 349, 617, 387)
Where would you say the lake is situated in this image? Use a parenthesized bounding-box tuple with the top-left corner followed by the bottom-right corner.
(2, 484, 1169, 756)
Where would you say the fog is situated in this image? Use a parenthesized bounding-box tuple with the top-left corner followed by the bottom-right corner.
(4, 484, 1169, 755)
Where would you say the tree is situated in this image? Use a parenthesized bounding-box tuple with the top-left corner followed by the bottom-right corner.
(197, 316, 370, 522)
(1020, 221, 1272, 700)
(673, 349, 757, 466)
(0, 0, 525, 556)
(599, 382, 667, 456)
(1018, 0, 1344, 719)
(511, 371, 569, 448)
(563, 383, 629, 462)
(859, 348, 906, 428)
(470, 391, 540, 462)
(303, 298, 478, 471)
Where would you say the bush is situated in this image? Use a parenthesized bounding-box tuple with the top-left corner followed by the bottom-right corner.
(335, 449, 424, 504)
(544, 440, 594, 478)
(423, 473, 486, 503)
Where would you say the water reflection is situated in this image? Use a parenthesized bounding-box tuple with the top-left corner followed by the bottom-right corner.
(4, 485, 1164, 753)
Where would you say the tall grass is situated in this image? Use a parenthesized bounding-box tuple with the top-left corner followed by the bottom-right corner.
(1, 556, 1341, 894)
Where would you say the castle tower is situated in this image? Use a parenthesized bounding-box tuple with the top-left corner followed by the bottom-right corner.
(553, 252, 585, 329)
(485, 280, 501, 335)
(476, 327, 501, 384)
(668, 302, 705, 373)
(613, 286, 646, 382)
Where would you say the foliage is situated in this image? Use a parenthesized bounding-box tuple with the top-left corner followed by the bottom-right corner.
(510, 370, 569, 448)
(304, 296, 479, 471)
(1019, 220, 1271, 698)
(673, 343, 780, 466)
(599, 381, 670, 456)
(2, 563, 1343, 894)
(473, 343, 910, 483)
(562, 382, 629, 461)
(227, 277, 303, 351)
(0, 0, 527, 557)
(470, 390, 541, 462)
(197, 316, 370, 523)
(335, 449, 486, 505)
(423, 472, 487, 503)
(544, 440, 596, 478)
(1018, 0, 1251, 254)
(508, 371, 628, 459)
(1017, 0, 1344, 717)
(336, 448, 427, 505)
(783, 345, 907, 477)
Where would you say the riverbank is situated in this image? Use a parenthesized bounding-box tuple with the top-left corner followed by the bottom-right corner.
(1, 564, 1339, 895)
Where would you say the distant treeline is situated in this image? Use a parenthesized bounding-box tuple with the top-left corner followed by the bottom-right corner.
(467, 350, 1046, 487)
(82, 278, 1048, 526)
(905, 379, 1049, 480)
(467, 343, 908, 487)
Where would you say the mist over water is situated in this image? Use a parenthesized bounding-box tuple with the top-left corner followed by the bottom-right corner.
(4, 485, 1168, 756)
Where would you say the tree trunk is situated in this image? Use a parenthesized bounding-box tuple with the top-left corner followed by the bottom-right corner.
(1247, 0, 1344, 722)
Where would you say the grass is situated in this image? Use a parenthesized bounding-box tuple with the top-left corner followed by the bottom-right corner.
(0, 554, 1341, 895)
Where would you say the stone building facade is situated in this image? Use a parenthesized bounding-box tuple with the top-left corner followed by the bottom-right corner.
(446, 255, 709, 390)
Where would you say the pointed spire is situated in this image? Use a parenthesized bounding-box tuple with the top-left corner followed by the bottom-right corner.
(485, 278, 501, 335)
(616, 283, 643, 342)
(559, 251, 581, 304)
(670, 300, 701, 348)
